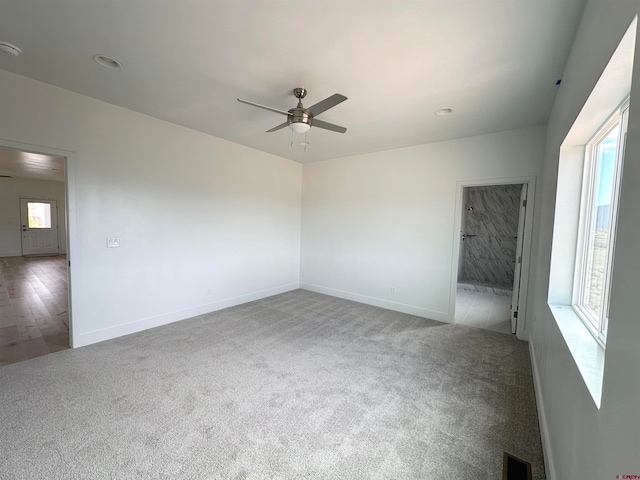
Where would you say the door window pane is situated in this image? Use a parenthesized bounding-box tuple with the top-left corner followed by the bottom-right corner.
(27, 202, 52, 229)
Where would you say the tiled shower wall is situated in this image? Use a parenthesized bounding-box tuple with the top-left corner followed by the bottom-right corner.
(459, 184, 521, 288)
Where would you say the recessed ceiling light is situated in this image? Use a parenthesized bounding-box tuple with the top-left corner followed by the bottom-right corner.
(93, 54, 121, 69)
(0, 41, 22, 57)
(435, 108, 453, 116)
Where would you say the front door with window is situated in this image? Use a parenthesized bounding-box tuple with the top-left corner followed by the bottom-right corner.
(20, 198, 59, 256)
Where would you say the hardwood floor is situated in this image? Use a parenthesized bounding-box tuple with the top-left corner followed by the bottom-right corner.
(0, 255, 69, 367)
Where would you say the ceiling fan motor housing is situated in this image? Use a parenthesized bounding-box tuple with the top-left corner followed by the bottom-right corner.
(288, 108, 312, 129)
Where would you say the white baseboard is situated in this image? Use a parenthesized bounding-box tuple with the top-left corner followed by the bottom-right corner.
(0, 252, 66, 257)
(300, 282, 448, 322)
(529, 340, 555, 480)
(73, 282, 300, 348)
(0, 252, 22, 257)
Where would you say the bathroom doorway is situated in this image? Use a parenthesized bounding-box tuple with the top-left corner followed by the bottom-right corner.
(451, 178, 535, 337)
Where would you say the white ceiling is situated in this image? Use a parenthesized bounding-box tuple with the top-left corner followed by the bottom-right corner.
(0, 146, 65, 182)
(0, 0, 584, 164)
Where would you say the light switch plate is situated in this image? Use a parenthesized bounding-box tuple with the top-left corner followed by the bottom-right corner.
(106, 237, 120, 248)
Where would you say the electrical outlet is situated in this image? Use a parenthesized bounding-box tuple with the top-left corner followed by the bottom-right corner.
(391, 286, 397, 294)
(106, 237, 120, 248)
(205, 288, 211, 297)
(302, 270, 306, 279)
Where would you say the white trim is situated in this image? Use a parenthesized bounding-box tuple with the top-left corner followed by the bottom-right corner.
(548, 304, 604, 407)
(301, 282, 449, 321)
(449, 176, 537, 340)
(529, 340, 556, 480)
(74, 283, 300, 348)
(0, 138, 77, 347)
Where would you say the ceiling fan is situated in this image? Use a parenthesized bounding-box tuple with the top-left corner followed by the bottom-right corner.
(237, 88, 347, 134)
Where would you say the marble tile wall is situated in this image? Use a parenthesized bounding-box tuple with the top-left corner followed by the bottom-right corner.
(458, 281, 512, 296)
(459, 184, 522, 288)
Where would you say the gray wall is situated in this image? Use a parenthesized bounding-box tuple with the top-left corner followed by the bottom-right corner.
(0, 69, 302, 348)
(459, 184, 521, 288)
(300, 126, 545, 323)
(530, 1, 640, 477)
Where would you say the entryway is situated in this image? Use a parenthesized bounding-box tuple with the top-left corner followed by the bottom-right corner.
(451, 177, 535, 338)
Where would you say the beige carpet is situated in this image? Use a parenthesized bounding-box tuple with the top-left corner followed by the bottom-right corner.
(0, 289, 544, 479)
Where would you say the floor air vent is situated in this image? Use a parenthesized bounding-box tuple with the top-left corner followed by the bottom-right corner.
(503, 452, 532, 480)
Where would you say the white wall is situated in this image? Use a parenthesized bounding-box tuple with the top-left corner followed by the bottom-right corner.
(300, 125, 545, 324)
(530, 1, 640, 478)
(0, 69, 302, 347)
(0, 177, 67, 256)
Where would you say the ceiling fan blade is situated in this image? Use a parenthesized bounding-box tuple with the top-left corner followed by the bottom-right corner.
(266, 122, 288, 133)
(312, 119, 347, 134)
(308, 94, 347, 117)
(237, 98, 292, 117)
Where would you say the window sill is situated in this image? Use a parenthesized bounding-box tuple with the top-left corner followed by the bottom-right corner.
(548, 304, 605, 408)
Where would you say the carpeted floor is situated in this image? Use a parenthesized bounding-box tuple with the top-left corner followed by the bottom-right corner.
(0, 289, 545, 479)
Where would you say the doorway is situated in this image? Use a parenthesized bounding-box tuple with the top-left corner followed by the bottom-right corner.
(451, 178, 535, 338)
(0, 143, 72, 365)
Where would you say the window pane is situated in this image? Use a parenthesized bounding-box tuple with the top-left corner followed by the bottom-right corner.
(27, 202, 52, 229)
(582, 125, 619, 320)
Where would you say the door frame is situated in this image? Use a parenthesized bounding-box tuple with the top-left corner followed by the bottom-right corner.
(510, 183, 528, 334)
(0, 138, 78, 348)
(449, 176, 536, 340)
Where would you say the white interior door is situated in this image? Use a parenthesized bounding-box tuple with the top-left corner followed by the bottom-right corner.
(20, 198, 59, 256)
(510, 184, 528, 334)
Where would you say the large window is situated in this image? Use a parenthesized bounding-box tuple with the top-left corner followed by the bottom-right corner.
(573, 101, 628, 347)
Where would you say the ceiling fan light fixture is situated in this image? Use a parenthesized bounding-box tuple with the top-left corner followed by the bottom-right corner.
(289, 122, 311, 134)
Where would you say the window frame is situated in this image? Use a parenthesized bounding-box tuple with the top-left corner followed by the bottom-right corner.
(572, 99, 629, 348)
